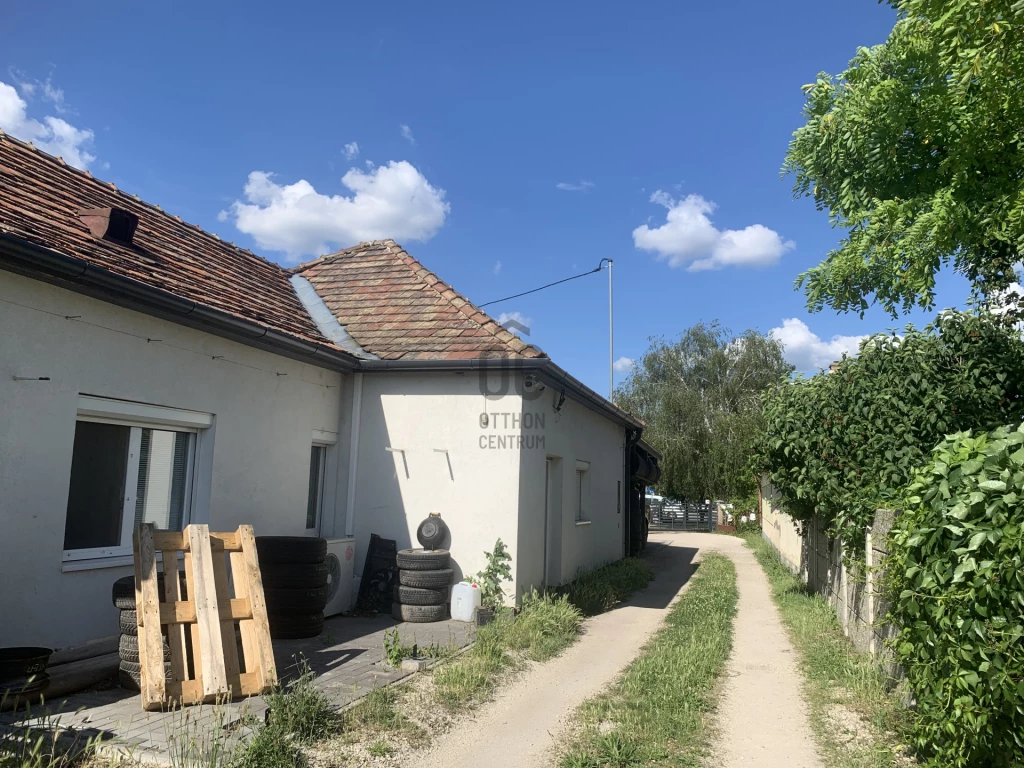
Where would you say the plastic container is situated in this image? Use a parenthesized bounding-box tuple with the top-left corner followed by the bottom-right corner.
(451, 581, 481, 622)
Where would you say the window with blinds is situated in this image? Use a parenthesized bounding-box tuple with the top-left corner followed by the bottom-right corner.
(63, 420, 196, 561)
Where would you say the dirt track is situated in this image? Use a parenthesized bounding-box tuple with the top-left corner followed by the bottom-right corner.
(406, 532, 822, 768)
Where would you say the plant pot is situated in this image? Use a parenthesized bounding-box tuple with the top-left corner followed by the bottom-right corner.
(476, 608, 495, 627)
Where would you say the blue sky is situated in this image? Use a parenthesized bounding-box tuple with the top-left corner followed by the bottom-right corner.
(2, 1, 970, 395)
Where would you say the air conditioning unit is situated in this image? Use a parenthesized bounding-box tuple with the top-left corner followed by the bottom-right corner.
(324, 537, 356, 617)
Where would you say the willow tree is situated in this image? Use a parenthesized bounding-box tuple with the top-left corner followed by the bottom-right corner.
(615, 323, 792, 505)
(787, 0, 1024, 318)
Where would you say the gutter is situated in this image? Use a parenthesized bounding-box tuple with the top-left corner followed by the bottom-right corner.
(0, 232, 360, 373)
(359, 357, 644, 429)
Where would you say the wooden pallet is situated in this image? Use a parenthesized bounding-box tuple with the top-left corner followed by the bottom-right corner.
(132, 523, 276, 711)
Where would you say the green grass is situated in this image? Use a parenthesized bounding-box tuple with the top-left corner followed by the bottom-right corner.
(366, 739, 393, 757)
(557, 553, 739, 768)
(561, 557, 655, 616)
(741, 533, 914, 768)
(341, 684, 427, 747)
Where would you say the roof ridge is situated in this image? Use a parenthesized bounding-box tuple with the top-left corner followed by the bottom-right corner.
(288, 239, 395, 275)
(0, 130, 291, 276)
(379, 240, 546, 358)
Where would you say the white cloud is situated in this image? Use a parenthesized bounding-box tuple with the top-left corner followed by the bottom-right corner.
(343, 142, 359, 160)
(0, 80, 95, 169)
(493, 260, 502, 275)
(613, 356, 634, 373)
(771, 318, 867, 372)
(497, 311, 531, 336)
(556, 180, 595, 192)
(400, 124, 415, 144)
(224, 160, 449, 260)
(633, 192, 794, 271)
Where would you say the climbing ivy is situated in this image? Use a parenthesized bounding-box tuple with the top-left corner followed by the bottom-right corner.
(754, 311, 1024, 550)
(886, 424, 1024, 767)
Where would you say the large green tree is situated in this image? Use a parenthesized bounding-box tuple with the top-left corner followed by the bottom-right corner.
(786, 0, 1024, 317)
(616, 323, 792, 505)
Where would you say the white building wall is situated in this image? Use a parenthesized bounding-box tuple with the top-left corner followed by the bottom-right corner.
(517, 386, 626, 592)
(349, 372, 524, 595)
(0, 273, 344, 649)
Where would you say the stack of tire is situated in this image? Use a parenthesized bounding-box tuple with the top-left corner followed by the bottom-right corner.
(111, 574, 177, 690)
(393, 548, 452, 623)
(256, 536, 330, 639)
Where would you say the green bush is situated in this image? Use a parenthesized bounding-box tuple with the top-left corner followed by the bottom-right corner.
(887, 424, 1024, 767)
(561, 557, 654, 616)
(756, 311, 1024, 549)
(505, 590, 583, 661)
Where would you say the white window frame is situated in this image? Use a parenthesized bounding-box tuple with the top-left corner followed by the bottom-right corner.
(575, 460, 591, 525)
(306, 430, 337, 536)
(62, 396, 211, 566)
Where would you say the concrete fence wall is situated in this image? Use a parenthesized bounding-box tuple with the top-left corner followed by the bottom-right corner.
(760, 483, 899, 669)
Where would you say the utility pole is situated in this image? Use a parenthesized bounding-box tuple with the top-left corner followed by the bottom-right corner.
(601, 258, 614, 399)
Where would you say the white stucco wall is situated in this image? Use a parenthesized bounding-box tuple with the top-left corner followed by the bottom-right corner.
(348, 370, 627, 601)
(0, 272, 344, 649)
(349, 372, 524, 595)
(517, 385, 626, 592)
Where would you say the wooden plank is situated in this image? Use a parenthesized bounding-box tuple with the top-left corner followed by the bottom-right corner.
(230, 550, 258, 677)
(162, 678, 204, 708)
(133, 523, 167, 709)
(159, 598, 252, 625)
(184, 551, 203, 689)
(187, 524, 228, 698)
(233, 671, 265, 697)
(163, 565, 188, 682)
(236, 525, 276, 691)
(212, 548, 241, 694)
(152, 530, 240, 552)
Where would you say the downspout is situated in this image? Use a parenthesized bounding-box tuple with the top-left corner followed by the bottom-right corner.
(624, 427, 643, 556)
(344, 372, 364, 537)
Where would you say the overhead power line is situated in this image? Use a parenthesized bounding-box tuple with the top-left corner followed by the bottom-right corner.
(479, 262, 605, 308)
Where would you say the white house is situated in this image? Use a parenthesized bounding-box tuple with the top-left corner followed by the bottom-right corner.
(0, 133, 654, 653)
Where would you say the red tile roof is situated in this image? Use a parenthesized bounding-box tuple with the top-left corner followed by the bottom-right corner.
(292, 240, 547, 361)
(0, 132, 342, 352)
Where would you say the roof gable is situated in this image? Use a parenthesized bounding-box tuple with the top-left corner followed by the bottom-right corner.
(292, 240, 547, 361)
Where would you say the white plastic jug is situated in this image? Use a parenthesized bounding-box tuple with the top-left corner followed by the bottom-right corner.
(451, 581, 481, 622)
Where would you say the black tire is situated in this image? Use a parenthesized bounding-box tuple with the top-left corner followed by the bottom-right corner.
(0, 673, 49, 696)
(392, 602, 446, 623)
(263, 585, 330, 612)
(119, 634, 171, 663)
(112, 572, 187, 609)
(119, 610, 138, 636)
(398, 568, 453, 589)
(118, 660, 172, 676)
(256, 537, 326, 564)
(393, 584, 447, 606)
(259, 561, 329, 589)
(396, 549, 451, 570)
(118, 664, 172, 691)
(268, 612, 325, 640)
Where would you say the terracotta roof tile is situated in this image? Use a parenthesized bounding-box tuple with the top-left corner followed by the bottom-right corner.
(0, 133, 345, 355)
(293, 240, 546, 360)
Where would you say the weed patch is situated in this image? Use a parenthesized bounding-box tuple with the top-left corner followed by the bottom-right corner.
(561, 558, 654, 616)
(557, 552, 738, 767)
(743, 533, 915, 768)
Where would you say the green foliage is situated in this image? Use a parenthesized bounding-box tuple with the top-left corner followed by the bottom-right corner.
(560, 557, 654, 616)
(557, 554, 738, 768)
(262, 664, 338, 745)
(367, 740, 393, 757)
(886, 424, 1024, 767)
(504, 590, 583, 661)
(382, 629, 413, 668)
(786, 0, 1024, 317)
(616, 322, 792, 502)
(475, 538, 513, 611)
(755, 311, 1024, 548)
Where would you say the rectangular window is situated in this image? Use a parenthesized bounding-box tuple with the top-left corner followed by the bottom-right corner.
(575, 460, 591, 523)
(64, 419, 197, 561)
(306, 445, 326, 531)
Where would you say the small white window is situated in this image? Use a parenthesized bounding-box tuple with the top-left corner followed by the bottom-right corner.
(306, 445, 327, 532)
(63, 420, 197, 561)
(576, 460, 590, 523)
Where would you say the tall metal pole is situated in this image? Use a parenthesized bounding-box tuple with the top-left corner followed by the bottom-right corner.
(608, 259, 614, 400)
